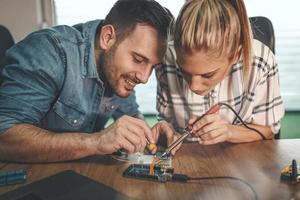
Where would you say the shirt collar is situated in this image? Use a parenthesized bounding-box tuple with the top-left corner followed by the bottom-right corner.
(75, 20, 104, 83)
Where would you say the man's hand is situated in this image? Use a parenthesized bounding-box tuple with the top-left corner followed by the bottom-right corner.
(151, 121, 181, 155)
(95, 115, 155, 154)
(189, 113, 232, 145)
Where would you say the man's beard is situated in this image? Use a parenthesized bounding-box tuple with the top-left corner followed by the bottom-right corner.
(98, 51, 114, 85)
(97, 45, 133, 97)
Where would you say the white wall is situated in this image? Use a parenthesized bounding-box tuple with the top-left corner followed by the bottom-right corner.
(0, 0, 55, 42)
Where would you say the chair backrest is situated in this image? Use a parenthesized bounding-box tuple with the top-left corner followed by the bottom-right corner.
(0, 25, 15, 85)
(249, 16, 275, 54)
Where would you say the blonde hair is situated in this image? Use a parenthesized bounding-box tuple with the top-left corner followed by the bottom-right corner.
(175, 0, 253, 78)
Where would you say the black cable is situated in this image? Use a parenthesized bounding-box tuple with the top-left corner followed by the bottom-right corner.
(172, 174, 258, 200)
(217, 102, 267, 140)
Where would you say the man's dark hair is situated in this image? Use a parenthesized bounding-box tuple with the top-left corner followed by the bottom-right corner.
(104, 0, 174, 46)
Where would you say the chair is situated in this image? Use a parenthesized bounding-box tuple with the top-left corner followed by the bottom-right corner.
(249, 17, 280, 139)
(249, 16, 275, 53)
(0, 25, 15, 85)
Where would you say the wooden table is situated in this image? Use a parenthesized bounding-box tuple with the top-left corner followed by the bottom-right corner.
(1, 139, 300, 200)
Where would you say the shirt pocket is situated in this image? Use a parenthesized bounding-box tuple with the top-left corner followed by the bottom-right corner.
(53, 100, 85, 128)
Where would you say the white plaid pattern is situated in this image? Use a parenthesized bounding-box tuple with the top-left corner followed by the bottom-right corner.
(156, 39, 284, 134)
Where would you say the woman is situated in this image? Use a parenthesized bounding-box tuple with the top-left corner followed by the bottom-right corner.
(156, 0, 284, 145)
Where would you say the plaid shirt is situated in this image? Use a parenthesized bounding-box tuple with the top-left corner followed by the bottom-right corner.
(156, 39, 284, 134)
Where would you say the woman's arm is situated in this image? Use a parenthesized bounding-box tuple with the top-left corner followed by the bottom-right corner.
(226, 123, 273, 143)
(190, 113, 274, 145)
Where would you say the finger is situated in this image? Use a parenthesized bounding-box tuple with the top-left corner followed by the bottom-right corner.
(151, 121, 176, 146)
(151, 124, 160, 143)
(200, 134, 227, 145)
(163, 125, 176, 147)
(200, 128, 223, 141)
(201, 117, 225, 133)
(188, 115, 198, 126)
(170, 134, 182, 155)
(124, 116, 154, 143)
(146, 128, 158, 154)
(192, 114, 218, 133)
(170, 144, 181, 156)
(199, 121, 223, 140)
(199, 125, 228, 143)
(122, 128, 144, 153)
(193, 128, 205, 137)
(119, 137, 136, 154)
(126, 124, 146, 151)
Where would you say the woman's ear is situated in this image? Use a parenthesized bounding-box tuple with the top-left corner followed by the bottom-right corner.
(230, 45, 242, 63)
(235, 45, 243, 61)
(98, 24, 117, 51)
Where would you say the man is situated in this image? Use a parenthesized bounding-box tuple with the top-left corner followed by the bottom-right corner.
(0, 0, 177, 162)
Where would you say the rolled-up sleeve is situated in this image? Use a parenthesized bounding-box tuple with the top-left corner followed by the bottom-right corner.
(0, 31, 65, 134)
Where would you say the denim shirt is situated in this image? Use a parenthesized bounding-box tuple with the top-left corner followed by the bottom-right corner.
(0, 20, 141, 134)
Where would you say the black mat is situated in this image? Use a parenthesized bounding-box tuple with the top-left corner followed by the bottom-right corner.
(0, 170, 131, 200)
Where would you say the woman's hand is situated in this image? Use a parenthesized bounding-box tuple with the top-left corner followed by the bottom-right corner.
(189, 113, 232, 145)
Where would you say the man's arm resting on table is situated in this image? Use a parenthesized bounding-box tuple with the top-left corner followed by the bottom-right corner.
(0, 124, 97, 163)
(0, 115, 154, 163)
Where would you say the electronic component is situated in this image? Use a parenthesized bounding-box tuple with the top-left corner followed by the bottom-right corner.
(123, 164, 174, 182)
(112, 150, 172, 166)
(280, 159, 300, 183)
(0, 169, 27, 186)
(147, 143, 157, 152)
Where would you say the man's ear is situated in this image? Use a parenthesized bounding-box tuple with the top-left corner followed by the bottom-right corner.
(99, 25, 117, 51)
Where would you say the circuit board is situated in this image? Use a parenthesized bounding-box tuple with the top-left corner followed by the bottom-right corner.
(123, 164, 174, 182)
(112, 150, 172, 167)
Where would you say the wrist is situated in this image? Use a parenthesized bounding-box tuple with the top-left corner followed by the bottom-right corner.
(226, 124, 250, 143)
(89, 130, 116, 155)
(226, 124, 234, 142)
(86, 133, 104, 155)
(226, 124, 264, 143)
